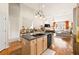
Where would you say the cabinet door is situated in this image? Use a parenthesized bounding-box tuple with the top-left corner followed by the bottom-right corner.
(43, 36, 47, 51)
(21, 39, 30, 55)
(37, 37, 43, 55)
(30, 39, 37, 55)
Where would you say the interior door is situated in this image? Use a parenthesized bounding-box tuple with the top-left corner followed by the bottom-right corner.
(0, 16, 6, 51)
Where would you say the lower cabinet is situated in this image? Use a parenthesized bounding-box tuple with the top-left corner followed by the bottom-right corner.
(30, 39, 37, 55)
(43, 36, 47, 51)
(37, 37, 43, 55)
(21, 35, 47, 55)
(21, 39, 30, 55)
(21, 38, 37, 55)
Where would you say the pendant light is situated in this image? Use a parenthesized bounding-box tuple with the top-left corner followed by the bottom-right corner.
(34, 4, 45, 20)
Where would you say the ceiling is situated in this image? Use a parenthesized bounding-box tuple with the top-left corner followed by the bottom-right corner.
(22, 3, 77, 21)
(23, 3, 76, 10)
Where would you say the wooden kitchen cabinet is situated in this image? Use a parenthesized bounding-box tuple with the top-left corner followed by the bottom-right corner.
(21, 38, 37, 55)
(30, 39, 37, 55)
(21, 38, 30, 55)
(21, 35, 47, 55)
(36, 36, 47, 55)
(36, 37, 43, 55)
(43, 36, 47, 51)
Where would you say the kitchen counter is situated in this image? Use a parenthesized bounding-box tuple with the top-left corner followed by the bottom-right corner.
(21, 32, 54, 41)
(21, 32, 46, 41)
(21, 32, 48, 55)
(22, 33, 36, 41)
(21, 32, 53, 55)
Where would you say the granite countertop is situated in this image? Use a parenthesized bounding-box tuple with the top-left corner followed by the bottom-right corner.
(22, 33, 45, 41)
(21, 32, 53, 41)
(22, 33, 36, 41)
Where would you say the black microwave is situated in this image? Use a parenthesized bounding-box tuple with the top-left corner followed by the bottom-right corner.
(44, 24, 50, 27)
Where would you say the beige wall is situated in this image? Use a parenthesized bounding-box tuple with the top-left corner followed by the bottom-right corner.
(20, 4, 44, 29)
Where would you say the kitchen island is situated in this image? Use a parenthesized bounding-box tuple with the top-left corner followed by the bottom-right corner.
(21, 32, 53, 55)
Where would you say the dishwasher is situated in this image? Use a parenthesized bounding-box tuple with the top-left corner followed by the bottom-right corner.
(47, 34, 52, 48)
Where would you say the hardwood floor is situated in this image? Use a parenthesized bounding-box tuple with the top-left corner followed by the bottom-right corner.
(0, 41, 23, 55)
(0, 33, 73, 55)
(50, 35, 73, 55)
